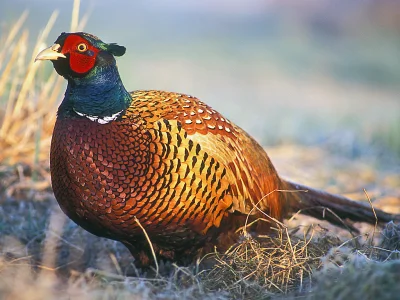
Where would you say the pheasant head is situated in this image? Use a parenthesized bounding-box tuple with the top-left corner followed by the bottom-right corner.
(35, 32, 130, 122)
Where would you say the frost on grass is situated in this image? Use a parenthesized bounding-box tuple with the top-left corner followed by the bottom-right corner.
(309, 247, 400, 300)
(0, 176, 332, 300)
(1, 161, 400, 299)
(0, 202, 397, 299)
(1, 145, 400, 300)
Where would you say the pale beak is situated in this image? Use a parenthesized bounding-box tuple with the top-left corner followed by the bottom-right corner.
(34, 44, 66, 62)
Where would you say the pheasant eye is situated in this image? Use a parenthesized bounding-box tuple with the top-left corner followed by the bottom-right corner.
(77, 43, 88, 52)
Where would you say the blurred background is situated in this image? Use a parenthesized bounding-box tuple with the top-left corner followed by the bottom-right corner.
(1, 0, 399, 163)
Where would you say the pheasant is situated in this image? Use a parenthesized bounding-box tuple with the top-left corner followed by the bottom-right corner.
(35, 32, 397, 266)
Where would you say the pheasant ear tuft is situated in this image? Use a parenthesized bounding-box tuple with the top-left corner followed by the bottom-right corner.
(106, 43, 126, 57)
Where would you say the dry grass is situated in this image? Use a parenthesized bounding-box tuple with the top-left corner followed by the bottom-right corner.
(0, 10, 61, 164)
(0, 0, 88, 164)
(201, 229, 334, 298)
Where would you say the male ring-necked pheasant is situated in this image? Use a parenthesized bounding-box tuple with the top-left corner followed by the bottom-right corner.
(36, 32, 397, 266)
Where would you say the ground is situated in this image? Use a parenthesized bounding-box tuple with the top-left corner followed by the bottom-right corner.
(0, 144, 399, 299)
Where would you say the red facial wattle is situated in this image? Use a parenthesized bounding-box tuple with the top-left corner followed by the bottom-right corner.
(61, 35, 99, 74)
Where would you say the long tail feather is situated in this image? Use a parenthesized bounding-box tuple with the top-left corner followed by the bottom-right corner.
(282, 180, 399, 229)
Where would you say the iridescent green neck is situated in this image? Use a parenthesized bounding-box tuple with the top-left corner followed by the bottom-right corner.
(58, 64, 131, 120)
